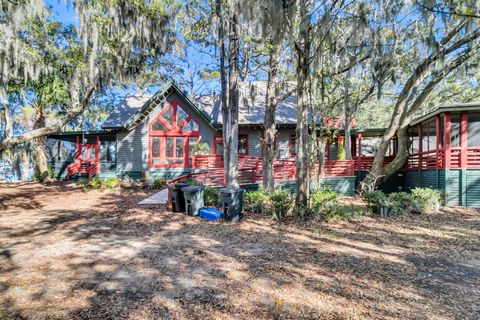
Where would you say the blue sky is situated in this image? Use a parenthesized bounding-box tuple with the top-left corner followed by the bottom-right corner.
(44, 0, 221, 95)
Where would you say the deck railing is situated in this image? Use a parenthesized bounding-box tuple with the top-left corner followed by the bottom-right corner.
(175, 155, 355, 187)
(405, 147, 480, 170)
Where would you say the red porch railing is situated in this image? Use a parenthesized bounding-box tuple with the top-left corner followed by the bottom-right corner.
(354, 155, 395, 172)
(172, 155, 355, 187)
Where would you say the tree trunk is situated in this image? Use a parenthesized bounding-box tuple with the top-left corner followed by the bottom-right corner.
(294, 0, 311, 207)
(223, 8, 239, 189)
(344, 114, 352, 161)
(262, 44, 281, 193)
(0, 87, 13, 139)
(22, 149, 30, 181)
(33, 105, 51, 182)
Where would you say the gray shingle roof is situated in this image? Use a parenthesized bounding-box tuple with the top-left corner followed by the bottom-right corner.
(102, 93, 152, 128)
(102, 81, 299, 129)
(193, 81, 298, 125)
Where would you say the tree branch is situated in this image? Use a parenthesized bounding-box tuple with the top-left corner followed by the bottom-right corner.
(0, 85, 95, 152)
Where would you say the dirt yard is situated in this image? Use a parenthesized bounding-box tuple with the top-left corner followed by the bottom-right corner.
(0, 183, 479, 319)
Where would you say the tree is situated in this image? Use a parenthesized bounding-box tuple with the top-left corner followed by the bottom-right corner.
(258, 0, 294, 193)
(360, 2, 480, 191)
(0, 0, 178, 152)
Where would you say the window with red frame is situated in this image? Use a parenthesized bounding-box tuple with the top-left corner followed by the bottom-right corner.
(149, 100, 200, 168)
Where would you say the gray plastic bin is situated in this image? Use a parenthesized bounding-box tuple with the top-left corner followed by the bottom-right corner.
(219, 188, 245, 222)
(182, 185, 206, 216)
(167, 183, 189, 212)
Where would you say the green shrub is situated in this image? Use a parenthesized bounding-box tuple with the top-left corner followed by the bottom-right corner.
(76, 180, 89, 188)
(270, 188, 293, 221)
(311, 188, 338, 209)
(410, 187, 442, 213)
(362, 190, 386, 213)
(103, 177, 120, 189)
(244, 189, 270, 214)
(153, 178, 167, 189)
(89, 177, 102, 189)
(385, 192, 418, 215)
(204, 187, 220, 207)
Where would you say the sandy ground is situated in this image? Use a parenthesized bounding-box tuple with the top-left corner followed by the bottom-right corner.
(0, 182, 479, 319)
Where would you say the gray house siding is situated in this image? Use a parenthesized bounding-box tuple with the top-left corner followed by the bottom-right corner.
(116, 92, 216, 180)
(238, 127, 295, 159)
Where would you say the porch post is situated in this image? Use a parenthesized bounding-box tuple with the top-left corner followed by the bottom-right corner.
(436, 116, 440, 168)
(418, 124, 422, 170)
(96, 136, 100, 173)
(460, 112, 468, 168)
(444, 113, 451, 169)
(357, 133, 362, 171)
(76, 136, 81, 161)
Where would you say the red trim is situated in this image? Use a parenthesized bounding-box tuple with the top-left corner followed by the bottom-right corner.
(436, 116, 441, 169)
(357, 133, 362, 171)
(238, 134, 249, 155)
(461, 112, 468, 168)
(444, 112, 451, 168)
(148, 99, 200, 168)
(418, 124, 422, 170)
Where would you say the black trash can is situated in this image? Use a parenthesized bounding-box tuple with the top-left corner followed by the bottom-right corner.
(182, 185, 206, 216)
(167, 183, 189, 212)
(219, 188, 245, 222)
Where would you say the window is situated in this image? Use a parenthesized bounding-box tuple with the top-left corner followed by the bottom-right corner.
(238, 134, 248, 155)
(149, 100, 200, 167)
(468, 113, 480, 147)
(290, 133, 296, 156)
(214, 136, 223, 155)
(100, 141, 116, 162)
(451, 114, 461, 147)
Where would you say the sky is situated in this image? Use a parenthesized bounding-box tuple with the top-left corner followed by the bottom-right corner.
(44, 0, 221, 96)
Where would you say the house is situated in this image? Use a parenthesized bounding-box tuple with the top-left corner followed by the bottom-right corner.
(46, 81, 480, 207)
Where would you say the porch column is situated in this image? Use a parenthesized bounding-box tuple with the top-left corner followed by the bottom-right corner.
(460, 112, 468, 168)
(436, 116, 441, 168)
(76, 136, 81, 161)
(96, 136, 100, 173)
(418, 124, 422, 170)
(444, 113, 451, 168)
(357, 133, 362, 171)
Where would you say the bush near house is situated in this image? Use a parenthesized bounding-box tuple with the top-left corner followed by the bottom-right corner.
(410, 187, 443, 213)
(204, 186, 220, 207)
(244, 189, 270, 214)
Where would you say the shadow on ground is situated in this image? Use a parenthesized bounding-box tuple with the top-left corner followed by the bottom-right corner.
(0, 183, 479, 319)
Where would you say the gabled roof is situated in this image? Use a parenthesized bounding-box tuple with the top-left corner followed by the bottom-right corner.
(102, 81, 301, 130)
(102, 81, 217, 130)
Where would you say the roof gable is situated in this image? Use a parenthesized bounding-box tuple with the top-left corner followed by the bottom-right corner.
(102, 81, 216, 130)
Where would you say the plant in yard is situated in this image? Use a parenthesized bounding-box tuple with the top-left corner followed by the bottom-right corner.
(153, 178, 167, 190)
(89, 177, 102, 189)
(103, 177, 120, 189)
(385, 192, 419, 215)
(76, 180, 89, 189)
(270, 188, 293, 221)
(361, 190, 386, 213)
(410, 187, 443, 213)
(244, 189, 270, 214)
(311, 188, 338, 209)
(204, 187, 220, 207)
